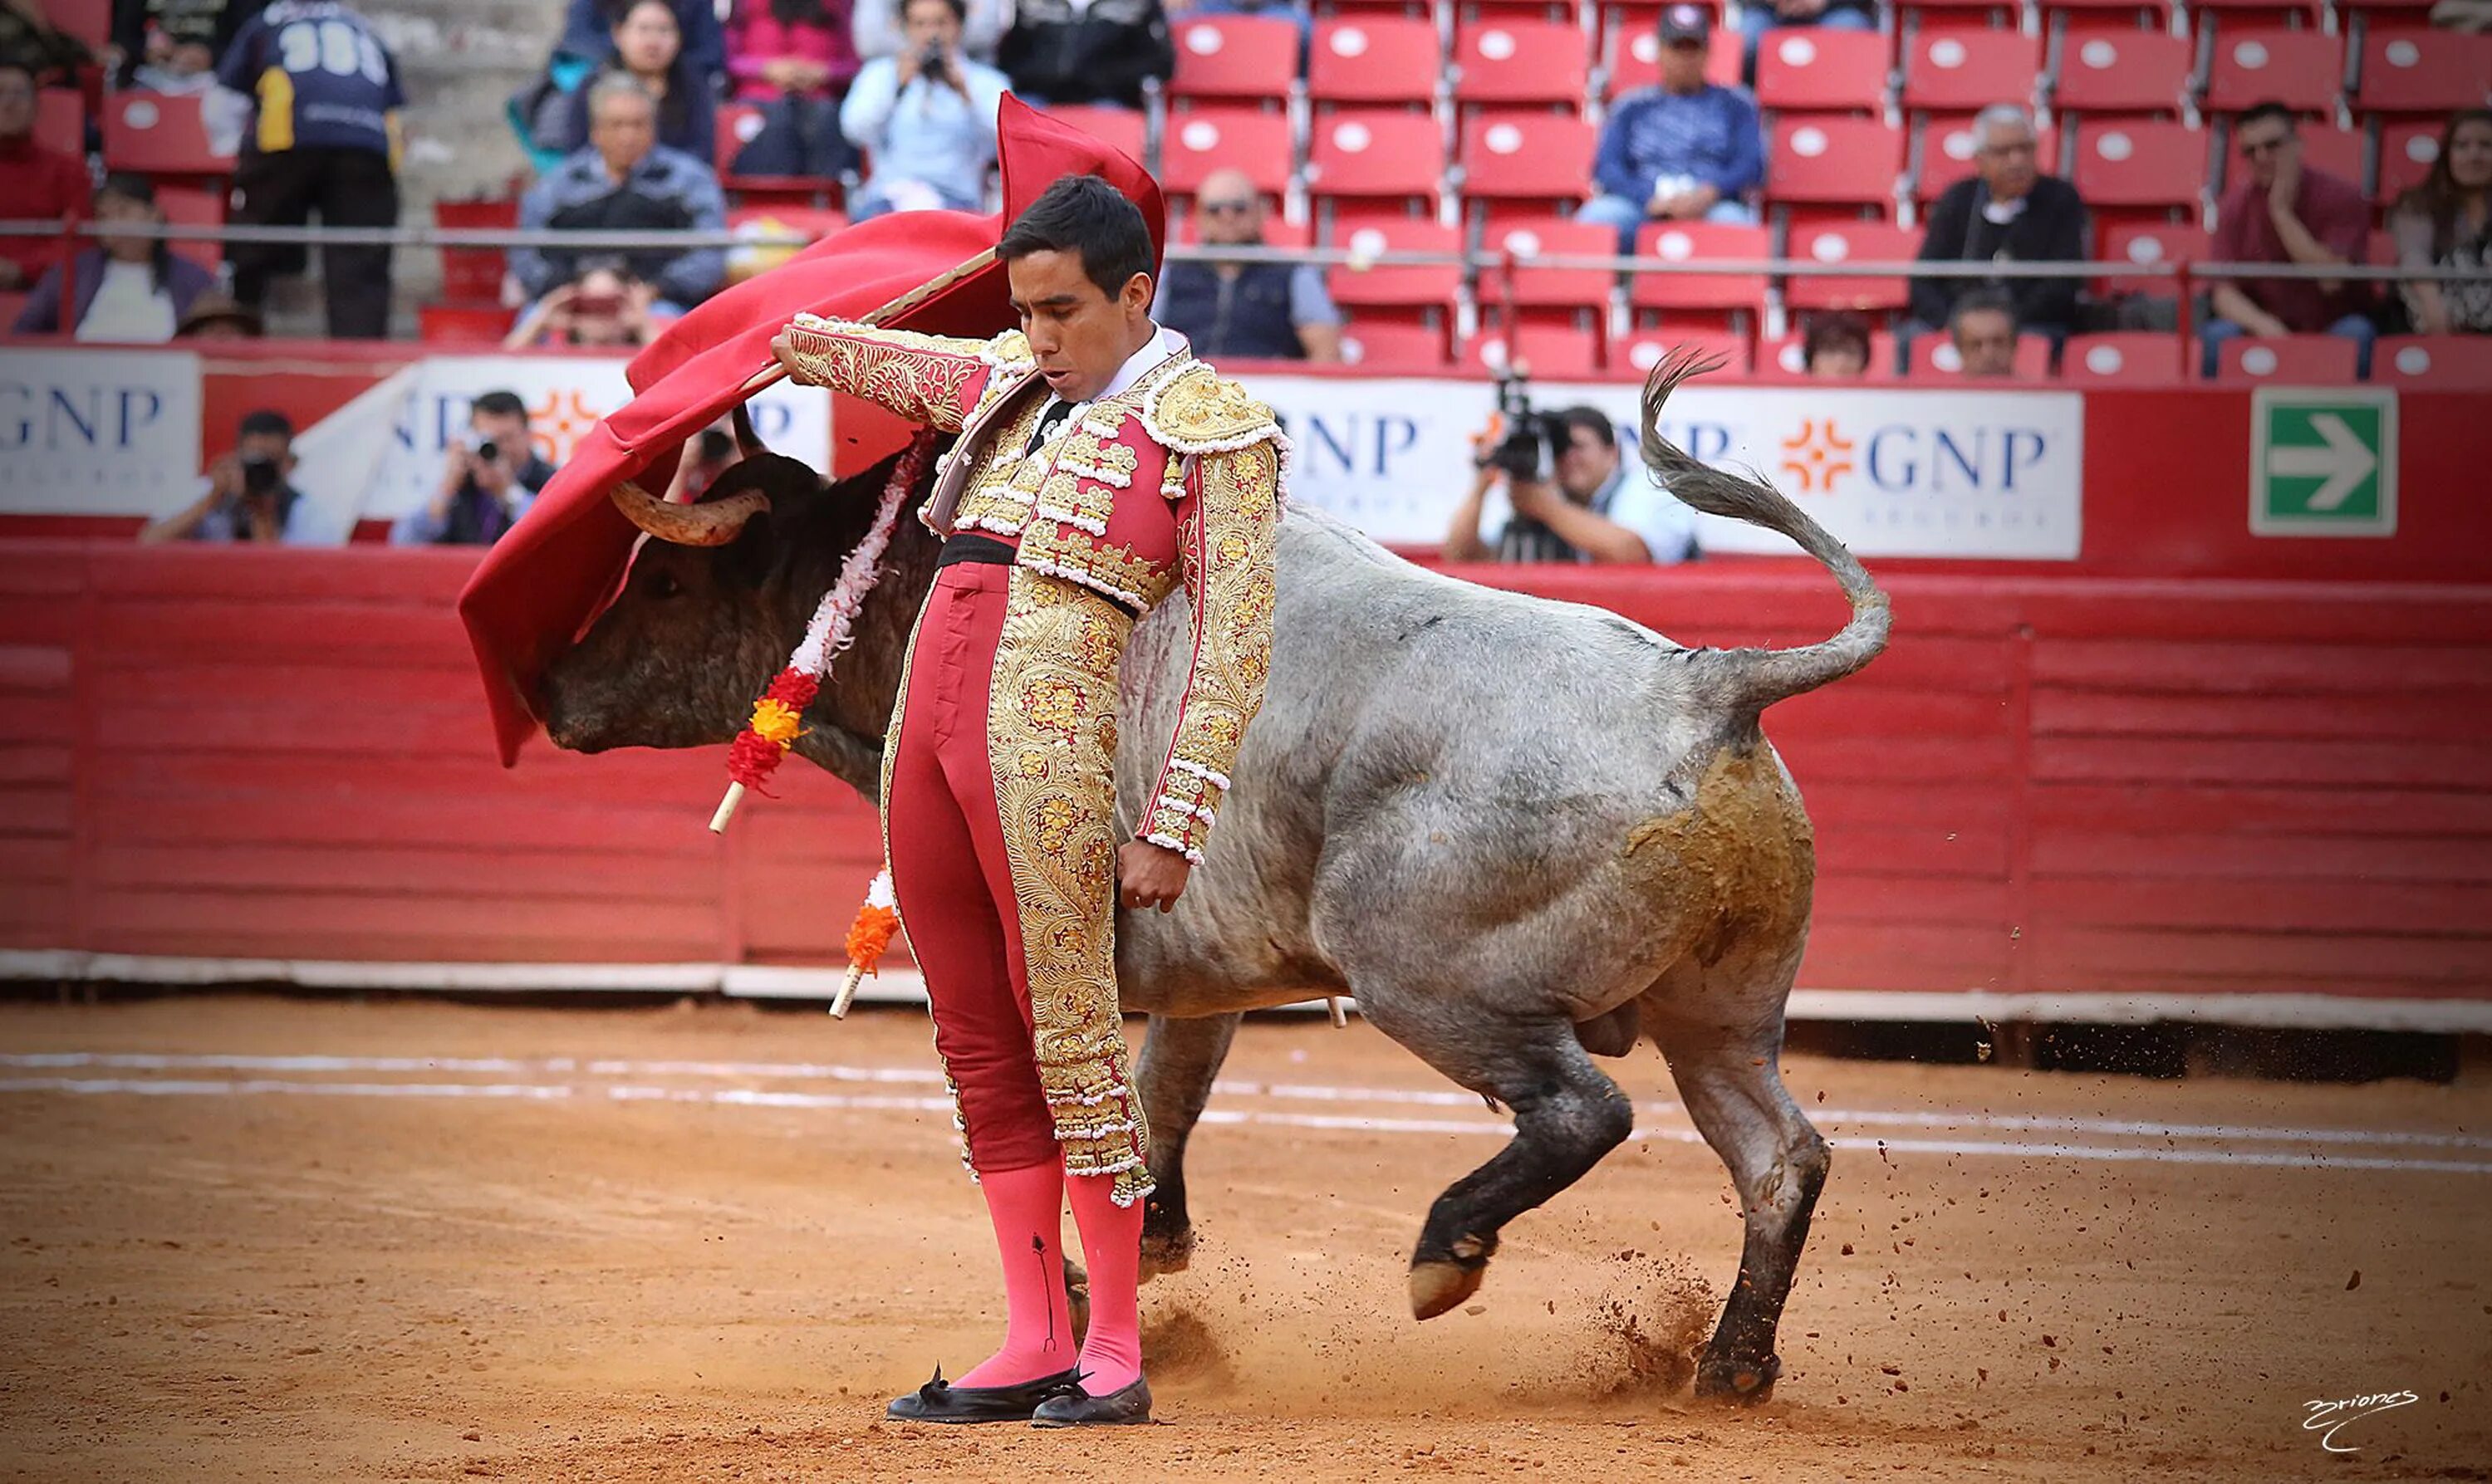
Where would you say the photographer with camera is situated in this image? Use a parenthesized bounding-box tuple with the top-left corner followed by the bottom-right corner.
(838, 0, 1008, 221)
(1442, 384, 1699, 565)
(140, 410, 316, 546)
(394, 392, 558, 547)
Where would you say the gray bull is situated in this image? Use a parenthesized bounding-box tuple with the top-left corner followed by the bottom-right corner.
(541, 356, 1890, 1401)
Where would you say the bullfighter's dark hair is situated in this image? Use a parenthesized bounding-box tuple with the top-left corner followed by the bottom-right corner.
(2235, 100, 2298, 134)
(998, 174, 1155, 299)
(238, 409, 295, 441)
(1557, 405, 1618, 449)
(472, 389, 530, 421)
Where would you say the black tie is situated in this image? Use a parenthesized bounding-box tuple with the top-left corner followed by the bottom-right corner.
(1027, 398, 1074, 454)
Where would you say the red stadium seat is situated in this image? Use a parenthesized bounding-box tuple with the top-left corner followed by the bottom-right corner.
(35, 89, 81, 154)
(1453, 22, 1592, 108)
(2063, 332, 2187, 381)
(2044, 0, 2182, 39)
(1340, 319, 1452, 371)
(1042, 105, 1150, 169)
(2096, 219, 2207, 296)
(2051, 31, 2192, 115)
(1913, 116, 2063, 203)
(1782, 220, 1920, 311)
(2357, 30, 2492, 114)
(2214, 333, 2361, 383)
(1902, 30, 2044, 113)
(1161, 108, 1294, 197)
(2071, 120, 2208, 210)
(102, 91, 233, 176)
(154, 184, 226, 271)
(1480, 218, 1617, 311)
(2202, 28, 2348, 115)
(2373, 335, 2492, 386)
(419, 304, 516, 344)
(1459, 114, 1598, 211)
(1464, 322, 1604, 379)
(2376, 120, 2444, 204)
(1757, 326, 1904, 379)
(1767, 117, 1906, 212)
(435, 197, 519, 303)
(1170, 15, 1302, 104)
(1906, 330, 2055, 378)
(1611, 326, 1753, 377)
(1754, 29, 1891, 113)
(1309, 17, 1443, 105)
(1327, 218, 1464, 310)
(1628, 220, 1770, 312)
(54, 0, 109, 51)
(1308, 110, 1448, 203)
(2188, 0, 2326, 29)
(1601, 24, 1745, 96)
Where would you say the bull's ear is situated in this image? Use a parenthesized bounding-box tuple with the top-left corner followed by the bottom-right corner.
(718, 503, 781, 590)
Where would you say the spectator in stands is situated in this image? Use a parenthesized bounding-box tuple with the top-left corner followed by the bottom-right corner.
(218, 0, 405, 341)
(0, 61, 88, 294)
(1803, 311, 1871, 377)
(111, 0, 249, 89)
(1153, 169, 1341, 361)
(1948, 288, 2019, 378)
(395, 391, 557, 547)
(1734, 0, 1876, 76)
(2200, 100, 2377, 377)
(502, 260, 668, 346)
(2390, 109, 2492, 335)
(140, 410, 314, 545)
(0, 0, 91, 88)
(1579, 4, 1764, 253)
(998, 0, 1174, 110)
(1445, 407, 1699, 564)
(515, 77, 728, 311)
(726, 0, 862, 177)
(12, 174, 218, 340)
(555, 0, 727, 83)
(840, 0, 1010, 218)
(552, 0, 720, 165)
(856, 0, 1003, 61)
(175, 291, 265, 339)
(1908, 104, 2087, 345)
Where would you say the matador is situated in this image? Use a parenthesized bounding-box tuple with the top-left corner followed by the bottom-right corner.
(771, 174, 1284, 1427)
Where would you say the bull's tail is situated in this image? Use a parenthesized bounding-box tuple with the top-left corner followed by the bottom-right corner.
(1638, 346, 1891, 713)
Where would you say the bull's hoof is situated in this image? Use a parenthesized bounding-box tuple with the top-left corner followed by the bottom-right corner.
(1693, 1349, 1781, 1404)
(1139, 1225, 1196, 1281)
(1408, 1259, 1487, 1321)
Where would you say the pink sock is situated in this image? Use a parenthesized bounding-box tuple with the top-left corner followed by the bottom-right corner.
(1065, 1169, 1145, 1396)
(955, 1161, 1075, 1388)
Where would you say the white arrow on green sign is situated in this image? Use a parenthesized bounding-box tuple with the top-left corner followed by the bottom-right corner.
(2249, 388, 2397, 537)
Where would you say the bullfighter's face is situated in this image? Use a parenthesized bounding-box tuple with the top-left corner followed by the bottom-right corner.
(1007, 248, 1155, 405)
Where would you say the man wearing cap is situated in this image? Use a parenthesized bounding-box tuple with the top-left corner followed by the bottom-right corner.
(768, 172, 1285, 1429)
(1579, 3, 1765, 253)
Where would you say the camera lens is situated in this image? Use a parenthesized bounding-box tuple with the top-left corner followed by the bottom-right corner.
(475, 439, 501, 464)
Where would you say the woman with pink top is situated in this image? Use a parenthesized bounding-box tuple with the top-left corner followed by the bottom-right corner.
(727, 0, 861, 178)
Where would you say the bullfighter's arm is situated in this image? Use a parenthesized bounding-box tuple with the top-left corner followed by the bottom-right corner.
(772, 314, 1029, 433)
(1136, 370, 1287, 864)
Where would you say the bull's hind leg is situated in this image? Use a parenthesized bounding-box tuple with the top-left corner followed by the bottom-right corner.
(1133, 1011, 1242, 1278)
(1646, 962, 1831, 1404)
(1361, 999, 1636, 1321)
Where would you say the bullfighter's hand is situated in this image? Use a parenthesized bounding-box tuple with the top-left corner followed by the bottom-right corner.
(770, 330, 806, 380)
(1116, 840, 1192, 913)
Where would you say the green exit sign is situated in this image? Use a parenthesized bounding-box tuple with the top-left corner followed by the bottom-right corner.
(2249, 388, 2397, 537)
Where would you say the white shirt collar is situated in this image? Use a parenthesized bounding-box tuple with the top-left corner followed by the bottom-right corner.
(1044, 323, 1189, 419)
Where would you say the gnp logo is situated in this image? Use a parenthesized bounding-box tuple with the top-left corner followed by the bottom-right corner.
(1774, 415, 2053, 500)
(1778, 418, 1856, 495)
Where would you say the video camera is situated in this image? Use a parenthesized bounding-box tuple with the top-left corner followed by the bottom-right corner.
(1482, 369, 1567, 484)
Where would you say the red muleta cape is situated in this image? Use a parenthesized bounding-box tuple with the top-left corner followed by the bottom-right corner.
(456, 96, 1167, 766)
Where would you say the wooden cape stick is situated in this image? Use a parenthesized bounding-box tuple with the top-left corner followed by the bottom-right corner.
(709, 245, 997, 835)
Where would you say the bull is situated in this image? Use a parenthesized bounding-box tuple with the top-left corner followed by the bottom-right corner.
(540, 355, 1890, 1401)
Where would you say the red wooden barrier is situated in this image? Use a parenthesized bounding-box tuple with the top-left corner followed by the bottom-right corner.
(4, 542, 2488, 1019)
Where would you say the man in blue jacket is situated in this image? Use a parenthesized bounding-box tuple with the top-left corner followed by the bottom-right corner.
(1577, 3, 1764, 253)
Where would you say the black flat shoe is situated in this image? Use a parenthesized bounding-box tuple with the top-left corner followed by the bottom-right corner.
(885, 1364, 1082, 1423)
(1031, 1376, 1153, 1428)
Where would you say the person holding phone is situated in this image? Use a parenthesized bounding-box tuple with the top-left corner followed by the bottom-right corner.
(140, 410, 317, 545)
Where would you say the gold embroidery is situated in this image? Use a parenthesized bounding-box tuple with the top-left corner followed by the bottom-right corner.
(1019, 518, 1175, 611)
(949, 397, 1049, 539)
(986, 567, 1154, 1206)
(1141, 364, 1284, 455)
(778, 317, 995, 433)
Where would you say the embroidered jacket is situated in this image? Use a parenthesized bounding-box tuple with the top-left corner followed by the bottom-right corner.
(778, 312, 1285, 864)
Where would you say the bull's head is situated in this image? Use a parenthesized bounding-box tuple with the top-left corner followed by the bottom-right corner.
(539, 441, 925, 776)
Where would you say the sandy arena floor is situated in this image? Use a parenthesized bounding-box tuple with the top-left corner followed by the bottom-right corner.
(0, 996, 2485, 1482)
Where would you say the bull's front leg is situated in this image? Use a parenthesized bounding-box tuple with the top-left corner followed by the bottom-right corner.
(1134, 1011, 1241, 1279)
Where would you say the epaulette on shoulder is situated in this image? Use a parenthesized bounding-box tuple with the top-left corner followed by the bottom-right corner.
(1140, 363, 1285, 458)
(982, 330, 1035, 371)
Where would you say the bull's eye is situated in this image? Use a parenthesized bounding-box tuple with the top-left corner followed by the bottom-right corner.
(648, 570, 682, 600)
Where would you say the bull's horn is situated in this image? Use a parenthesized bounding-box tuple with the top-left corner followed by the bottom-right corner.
(731, 403, 770, 459)
(609, 480, 770, 547)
